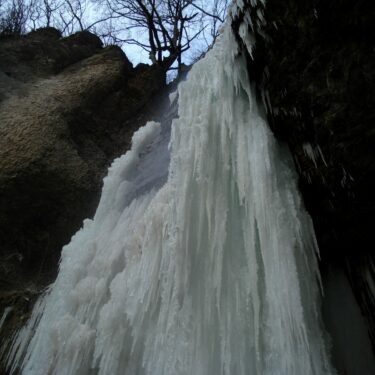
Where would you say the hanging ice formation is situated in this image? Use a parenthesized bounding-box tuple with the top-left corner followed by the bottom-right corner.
(6, 3, 336, 375)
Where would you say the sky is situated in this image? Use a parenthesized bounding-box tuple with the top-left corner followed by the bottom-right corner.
(4, 0, 227, 68)
(85, 0, 227, 68)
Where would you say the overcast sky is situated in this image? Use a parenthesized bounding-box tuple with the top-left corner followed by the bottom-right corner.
(85, 0, 226, 68)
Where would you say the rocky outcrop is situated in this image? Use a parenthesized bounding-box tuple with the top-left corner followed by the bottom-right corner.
(233, 0, 375, 358)
(0, 27, 167, 354)
(0, 28, 101, 76)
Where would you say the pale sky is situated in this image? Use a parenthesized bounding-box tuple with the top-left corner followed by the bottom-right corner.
(85, 0, 225, 68)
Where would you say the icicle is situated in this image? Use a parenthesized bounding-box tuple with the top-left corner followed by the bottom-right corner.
(6, 7, 335, 375)
(0, 307, 12, 333)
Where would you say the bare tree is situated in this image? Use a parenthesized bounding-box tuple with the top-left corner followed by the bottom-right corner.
(27, 0, 63, 29)
(27, 0, 88, 34)
(102, 0, 222, 71)
(0, 0, 228, 72)
(201, 0, 229, 43)
(0, 0, 31, 34)
(0, 0, 67, 33)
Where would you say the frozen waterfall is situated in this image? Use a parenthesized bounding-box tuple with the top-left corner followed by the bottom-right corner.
(6, 7, 335, 375)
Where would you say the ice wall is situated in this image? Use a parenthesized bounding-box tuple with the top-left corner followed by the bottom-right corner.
(6, 10, 335, 375)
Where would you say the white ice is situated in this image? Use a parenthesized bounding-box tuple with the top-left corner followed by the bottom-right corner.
(6, 9, 335, 375)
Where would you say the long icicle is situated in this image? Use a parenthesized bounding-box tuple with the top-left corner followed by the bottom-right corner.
(7, 7, 335, 375)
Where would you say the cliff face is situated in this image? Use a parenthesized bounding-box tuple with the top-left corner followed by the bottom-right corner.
(0, 28, 167, 351)
(233, 0, 375, 354)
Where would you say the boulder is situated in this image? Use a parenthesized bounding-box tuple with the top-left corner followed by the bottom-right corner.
(0, 29, 167, 353)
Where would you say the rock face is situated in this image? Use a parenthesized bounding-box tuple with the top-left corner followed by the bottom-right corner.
(233, 0, 375, 356)
(0, 28, 167, 354)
